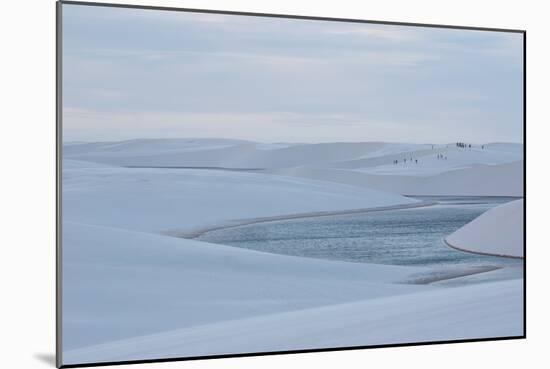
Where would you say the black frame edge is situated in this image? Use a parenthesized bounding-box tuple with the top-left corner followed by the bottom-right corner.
(58, 0, 526, 34)
(60, 336, 526, 368)
(522, 30, 527, 339)
(56, 1, 63, 367)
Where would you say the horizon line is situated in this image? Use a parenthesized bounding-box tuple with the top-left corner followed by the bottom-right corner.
(62, 137, 524, 146)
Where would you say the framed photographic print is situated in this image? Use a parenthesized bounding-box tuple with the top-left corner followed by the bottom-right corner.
(57, 1, 525, 367)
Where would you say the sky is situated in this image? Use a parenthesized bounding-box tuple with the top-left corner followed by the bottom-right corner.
(62, 4, 524, 144)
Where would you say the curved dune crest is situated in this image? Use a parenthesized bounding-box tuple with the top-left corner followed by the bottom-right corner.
(445, 199, 524, 258)
(269, 161, 523, 197)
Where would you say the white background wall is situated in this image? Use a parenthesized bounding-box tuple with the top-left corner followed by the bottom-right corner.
(0, 0, 546, 368)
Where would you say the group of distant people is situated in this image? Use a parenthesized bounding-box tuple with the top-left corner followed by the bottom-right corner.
(392, 141, 486, 166)
(457, 142, 473, 148)
(457, 142, 486, 149)
(393, 157, 418, 164)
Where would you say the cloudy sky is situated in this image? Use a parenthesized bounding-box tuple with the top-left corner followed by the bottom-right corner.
(62, 4, 524, 144)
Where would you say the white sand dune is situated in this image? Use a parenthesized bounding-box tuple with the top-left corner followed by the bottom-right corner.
(62, 221, 430, 353)
(64, 273, 522, 364)
(269, 161, 523, 197)
(445, 199, 524, 258)
(65, 139, 387, 169)
(348, 145, 523, 175)
(64, 139, 522, 170)
(65, 139, 523, 196)
(63, 159, 416, 233)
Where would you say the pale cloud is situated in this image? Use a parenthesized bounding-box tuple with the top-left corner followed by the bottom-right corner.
(63, 108, 400, 143)
(322, 24, 424, 42)
(61, 3, 523, 144)
(63, 108, 520, 145)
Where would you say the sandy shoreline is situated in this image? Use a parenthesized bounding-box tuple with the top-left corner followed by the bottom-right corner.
(442, 237, 524, 259)
(170, 200, 438, 239)
(405, 265, 503, 285)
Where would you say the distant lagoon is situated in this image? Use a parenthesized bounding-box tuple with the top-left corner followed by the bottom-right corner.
(198, 196, 523, 272)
